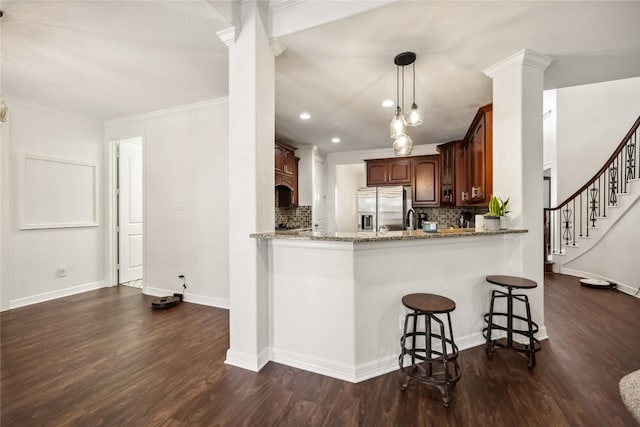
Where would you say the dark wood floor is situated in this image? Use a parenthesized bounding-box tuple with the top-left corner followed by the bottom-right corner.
(2, 273, 639, 426)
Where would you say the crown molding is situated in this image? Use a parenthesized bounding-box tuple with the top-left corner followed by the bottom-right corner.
(267, 0, 303, 14)
(270, 38, 286, 57)
(216, 26, 236, 47)
(483, 49, 554, 78)
(105, 97, 229, 126)
(3, 96, 104, 126)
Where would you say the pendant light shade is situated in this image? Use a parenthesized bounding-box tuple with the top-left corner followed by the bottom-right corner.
(393, 134, 413, 156)
(390, 106, 407, 138)
(407, 103, 423, 127)
(389, 52, 421, 155)
(406, 62, 423, 127)
(0, 96, 7, 123)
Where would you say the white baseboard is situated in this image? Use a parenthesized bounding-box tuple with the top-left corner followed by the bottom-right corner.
(270, 348, 359, 382)
(144, 286, 229, 309)
(225, 348, 270, 372)
(9, 280, 106, 309)
(269, 327, 549, 383)
(559, 268, 639, 298)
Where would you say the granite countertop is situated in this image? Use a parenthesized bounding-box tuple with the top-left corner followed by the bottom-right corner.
(250, 228, 527, 243)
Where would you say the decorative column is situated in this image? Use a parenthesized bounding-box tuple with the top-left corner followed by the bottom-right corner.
(483, 49, 553, 330)
(222, 1, 275, 371)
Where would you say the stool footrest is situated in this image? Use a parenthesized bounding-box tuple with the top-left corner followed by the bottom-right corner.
(483, 312, 540, 336)
(485, 336, 542, 354)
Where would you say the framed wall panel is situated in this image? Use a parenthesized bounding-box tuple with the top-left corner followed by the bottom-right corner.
(19, 155, 99, 229)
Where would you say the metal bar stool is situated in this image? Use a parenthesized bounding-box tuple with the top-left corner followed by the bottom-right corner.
(482, 275, 541, 370)
(398, 293, 461, 407)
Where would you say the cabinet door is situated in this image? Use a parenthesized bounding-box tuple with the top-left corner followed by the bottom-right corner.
(412, 156, 440, 207)
(275, 145, 285, 173)
(470, 115, 486, 202)
(388, 159, 411, 185)
(366, 160, 388, 186)
(438, 143, 457, 206)
(283, 149, 296, 176)
(292, 157, 299, 206)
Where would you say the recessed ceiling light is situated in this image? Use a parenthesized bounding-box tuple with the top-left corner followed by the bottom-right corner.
(382, 99, 394, 108)
(299, 112, 311, 120)
(331, 137, 341, 143)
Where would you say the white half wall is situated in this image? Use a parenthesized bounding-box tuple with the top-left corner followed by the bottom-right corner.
(5, 98, 105, 309)
(555, 76, 640, 203)
(105, 99, 230, 308)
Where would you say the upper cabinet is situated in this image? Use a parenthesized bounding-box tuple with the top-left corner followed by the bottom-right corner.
(275, 141, 296, 176)
(411, 155, 440, 207)
(275, 140, 299, 208)
(461, 104, 493, 205)
(365, 155, 439, 207)
(437, 140, 461, 206)
(438, 104, 493, 206)
(365, 158, 411, 186)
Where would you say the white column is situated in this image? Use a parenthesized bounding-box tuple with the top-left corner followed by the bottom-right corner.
(224, 1, 274, 371)
(483, 49, 553, 328)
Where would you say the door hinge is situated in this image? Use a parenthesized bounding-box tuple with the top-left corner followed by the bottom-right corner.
(116, 188, 120, 196)
(116, 226, 120, 232)
(116, 264, 120, 270)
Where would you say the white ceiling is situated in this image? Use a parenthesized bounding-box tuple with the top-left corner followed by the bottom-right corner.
(2, 1, 640, 154)
(1, 1, 230, 121)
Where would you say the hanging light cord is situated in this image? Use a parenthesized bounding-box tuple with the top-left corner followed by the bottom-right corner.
(401, 65, 405, 113)
(412, 62, 416, 104)
(396, 65, 400, 111)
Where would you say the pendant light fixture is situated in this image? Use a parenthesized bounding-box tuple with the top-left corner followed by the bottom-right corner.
(407, 62, 423, 126)
(389, 51, 422, 156)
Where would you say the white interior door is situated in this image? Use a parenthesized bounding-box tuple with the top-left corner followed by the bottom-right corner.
(118, 138, 143, 284)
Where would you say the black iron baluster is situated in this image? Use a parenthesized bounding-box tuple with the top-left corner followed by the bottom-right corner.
(609, 163, 618, 205)
(627, 135, 636, 182)
(562, 205, 572, 246)
(558, 210, 562, 254)
(598, 176, 601, 218)
(579, 192, 583, 237)
(589, 183, 598, 228)
(572, 199, 576, 245)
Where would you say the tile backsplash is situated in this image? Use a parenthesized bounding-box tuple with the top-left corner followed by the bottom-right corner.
(415, 206, 488, 229)
(275, 206, 312, 229)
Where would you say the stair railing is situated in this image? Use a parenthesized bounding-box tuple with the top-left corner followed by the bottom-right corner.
(545, 116, 640, 258)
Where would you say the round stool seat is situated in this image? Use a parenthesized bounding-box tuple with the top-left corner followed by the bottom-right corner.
(486, 275, 537, 289)
(402, 293, 455, 313)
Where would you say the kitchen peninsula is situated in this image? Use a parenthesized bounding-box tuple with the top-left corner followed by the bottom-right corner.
(251, 228, 545, 383)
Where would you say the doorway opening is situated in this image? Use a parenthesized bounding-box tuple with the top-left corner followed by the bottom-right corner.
(116, 137, 144, 288)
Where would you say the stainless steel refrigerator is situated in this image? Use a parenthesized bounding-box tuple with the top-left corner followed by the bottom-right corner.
(358, 186, 406, 232)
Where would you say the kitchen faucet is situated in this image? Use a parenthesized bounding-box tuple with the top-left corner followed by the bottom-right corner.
(406, 208, 416, 230)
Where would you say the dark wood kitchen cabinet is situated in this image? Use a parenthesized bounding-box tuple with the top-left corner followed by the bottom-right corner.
(411, 155, 440, 207)
(459, 104, 493, 205)
(365, 158, 411, 186)
(275, 140, 299, 207)
(275, 141, 296, 176)
(437, 140, 461, 206)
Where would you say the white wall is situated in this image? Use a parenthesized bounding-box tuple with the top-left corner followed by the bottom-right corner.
(334, 164, 365, 232)
(106, 100, 230, 308)
(5, 98, 105, 308)
(555, 77, 640, 203)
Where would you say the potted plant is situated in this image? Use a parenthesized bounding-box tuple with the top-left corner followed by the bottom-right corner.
(484, 195, 509, 231)
(498, 196, 510, 229)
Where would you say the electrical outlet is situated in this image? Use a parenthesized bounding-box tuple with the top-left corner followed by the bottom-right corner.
(58, 265, 67, 277)
(399, 313, 406, 331)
